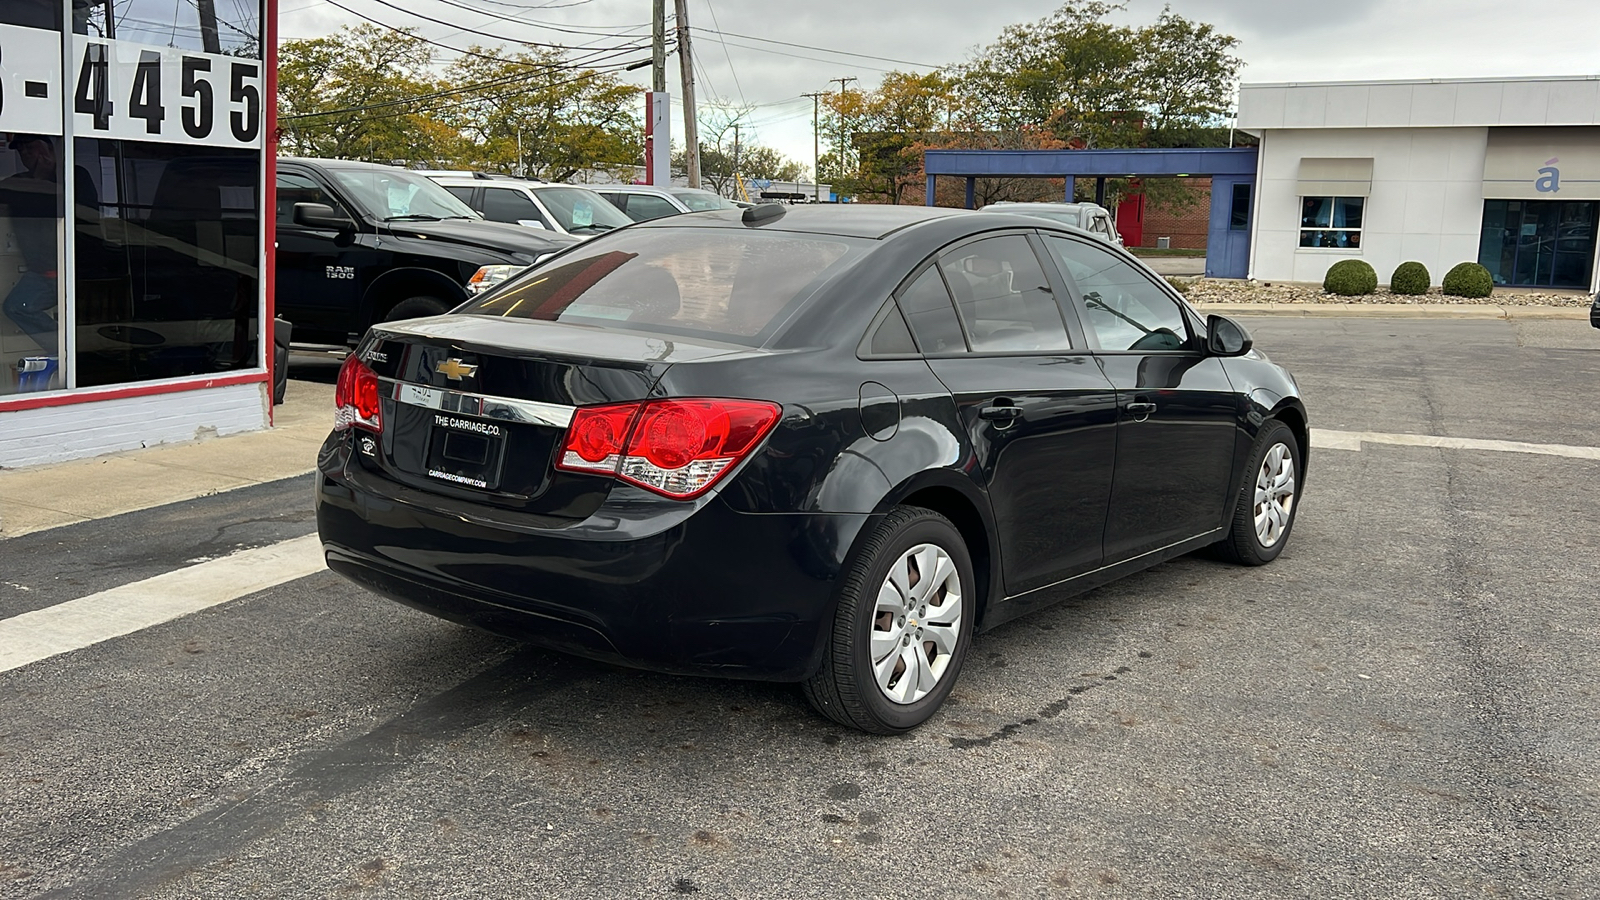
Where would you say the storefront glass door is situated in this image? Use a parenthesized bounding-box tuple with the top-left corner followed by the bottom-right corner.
(1479, 199, 1598, 289)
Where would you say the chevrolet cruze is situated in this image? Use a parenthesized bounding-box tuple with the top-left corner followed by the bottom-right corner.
(315, 205, 1308, 733)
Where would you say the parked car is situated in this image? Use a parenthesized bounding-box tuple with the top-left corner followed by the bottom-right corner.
(669, 187, 745, 212)
(274, 159, 577, 347)
(981, 201, 1121, 244)
(315, 204, 1307, 734)
(591, 183, 693, 221)
(425, 175, 634, 239)
(1591, 292, 1599, 329)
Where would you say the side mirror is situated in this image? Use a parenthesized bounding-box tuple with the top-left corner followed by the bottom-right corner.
(516, 219, 548, 230)
(293, 202, 356, 232)
(1206, 314, 1253, 357)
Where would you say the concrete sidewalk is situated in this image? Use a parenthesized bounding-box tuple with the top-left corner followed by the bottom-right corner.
(1191, 302, 1590, 319)
(0, 380, 332, 539)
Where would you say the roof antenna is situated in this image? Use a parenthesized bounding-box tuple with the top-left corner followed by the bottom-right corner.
(742, 203, 785, 225)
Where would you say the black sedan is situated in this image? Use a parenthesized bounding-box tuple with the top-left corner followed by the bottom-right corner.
(315, 205, 1308, 734)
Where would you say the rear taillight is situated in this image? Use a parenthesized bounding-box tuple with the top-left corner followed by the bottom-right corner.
(556, 398, 781, 499)
(334, 354, 382, 433)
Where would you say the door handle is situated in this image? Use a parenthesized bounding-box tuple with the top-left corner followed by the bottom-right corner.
(979, 402, 1024, 421)
(1126, 401, 1156, 421)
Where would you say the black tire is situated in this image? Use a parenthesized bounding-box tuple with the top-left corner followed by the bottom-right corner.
(803, 506, 976, 734)
(383, 296, 450, 322)
(1217, 419, 1301, 566)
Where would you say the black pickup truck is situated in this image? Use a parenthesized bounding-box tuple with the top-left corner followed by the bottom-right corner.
(275, 158, 577, 347)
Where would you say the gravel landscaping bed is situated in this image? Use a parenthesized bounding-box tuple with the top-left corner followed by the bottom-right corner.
(1172, 277, 1591, 307)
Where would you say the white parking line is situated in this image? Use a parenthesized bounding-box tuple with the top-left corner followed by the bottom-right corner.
(1312, 429, 1600, 460)
(0, 534, 326, 675)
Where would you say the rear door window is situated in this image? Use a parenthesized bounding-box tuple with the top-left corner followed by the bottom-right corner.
(623, 194, 680, 221)
(895, 265, 966, 354)
(460, 228, 863, 344)
(482, 187, 547, 227)
(862, 300, 917, 356)
(441, 185, 478, 209)
(938, 235, 1071, 353)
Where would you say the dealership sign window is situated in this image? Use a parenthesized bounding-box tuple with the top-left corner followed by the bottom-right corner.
(0, 0, 265, 398)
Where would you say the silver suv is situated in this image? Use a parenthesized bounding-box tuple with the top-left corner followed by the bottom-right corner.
(426, 175, 633, 239)
(980, 201, 1121, 245)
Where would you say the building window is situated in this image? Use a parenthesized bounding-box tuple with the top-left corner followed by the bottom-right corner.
(73, 139, 260, 388)
(1299, 196, 1363, 248)
(1229, 183, 1251, 231)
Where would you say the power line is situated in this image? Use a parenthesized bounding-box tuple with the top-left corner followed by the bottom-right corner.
(701, 37, 905, 74)
(319, 0, 651, 72)
(340, 0, 649, 52)
(398, 0, 649, 38)
(692, 27, 944, 70)
(699, 0, 744, 107)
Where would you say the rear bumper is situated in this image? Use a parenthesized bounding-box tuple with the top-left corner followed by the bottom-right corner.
(315, 444, 872, 681)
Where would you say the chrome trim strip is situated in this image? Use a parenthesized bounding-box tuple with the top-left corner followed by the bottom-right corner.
(381, 378, 575, 428)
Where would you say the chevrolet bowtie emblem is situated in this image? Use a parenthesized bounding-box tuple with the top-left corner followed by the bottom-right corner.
(437, 358, 478, 381)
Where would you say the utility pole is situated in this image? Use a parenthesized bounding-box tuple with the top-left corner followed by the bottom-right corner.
(644, 0, 670, 186)
(196, 0, 221, 53)
(828, 76, 856, 194)
(802, 91, 825, 202)
(674, 0, 701, 188)
(732, 122, 740, 199)
(651, 0, 666, 93)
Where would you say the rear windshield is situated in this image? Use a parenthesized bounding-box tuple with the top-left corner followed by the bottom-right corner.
(460, 228, 863, 343)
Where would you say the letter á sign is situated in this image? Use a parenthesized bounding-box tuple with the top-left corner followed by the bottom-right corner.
(1536, 157, 1561, 194)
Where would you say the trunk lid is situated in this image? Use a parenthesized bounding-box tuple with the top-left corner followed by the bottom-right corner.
(355, 315, 759, 516)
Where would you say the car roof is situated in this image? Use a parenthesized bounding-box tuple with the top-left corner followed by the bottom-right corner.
(985, 201, 1105, 210)
(281, 157, 417, 172)
(633, 204, 979, 239)
(592, 183, 676, 195)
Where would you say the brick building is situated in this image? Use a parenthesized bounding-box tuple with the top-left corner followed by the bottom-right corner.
(1117, 179, 1214, 250)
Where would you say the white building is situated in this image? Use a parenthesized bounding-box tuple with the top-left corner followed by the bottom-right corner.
(1237, 76, 1600, 292)
(0, 2, 277, 468)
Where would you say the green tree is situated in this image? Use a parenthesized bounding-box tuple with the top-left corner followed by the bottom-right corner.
(823, 71, 957, 204)
(817, 2, 1242, 207)
(955, 1, 1143, 149)
(1133, 6, 1243, 144)
(277, 25, 460, 162)
(445, 48, 643, 181)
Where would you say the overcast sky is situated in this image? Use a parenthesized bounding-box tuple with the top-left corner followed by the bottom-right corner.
(278, 0, 1600, 177)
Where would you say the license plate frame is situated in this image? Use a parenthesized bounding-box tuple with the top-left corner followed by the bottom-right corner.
(424, 413, 507, 491)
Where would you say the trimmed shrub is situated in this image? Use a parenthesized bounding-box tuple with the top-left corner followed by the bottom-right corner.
(1389, 261, 1430, 295)
(1442, 262, 1494, 298)
(1323, 259, 1378, 296)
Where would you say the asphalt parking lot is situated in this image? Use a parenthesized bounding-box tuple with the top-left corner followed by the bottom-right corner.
(3, 316, 1598, 899)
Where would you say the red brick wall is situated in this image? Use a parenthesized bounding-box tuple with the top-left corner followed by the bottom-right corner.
(1137, 178, 1211, 250)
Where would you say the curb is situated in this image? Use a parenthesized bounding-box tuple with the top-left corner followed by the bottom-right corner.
(1189, 302, 1590, 320)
